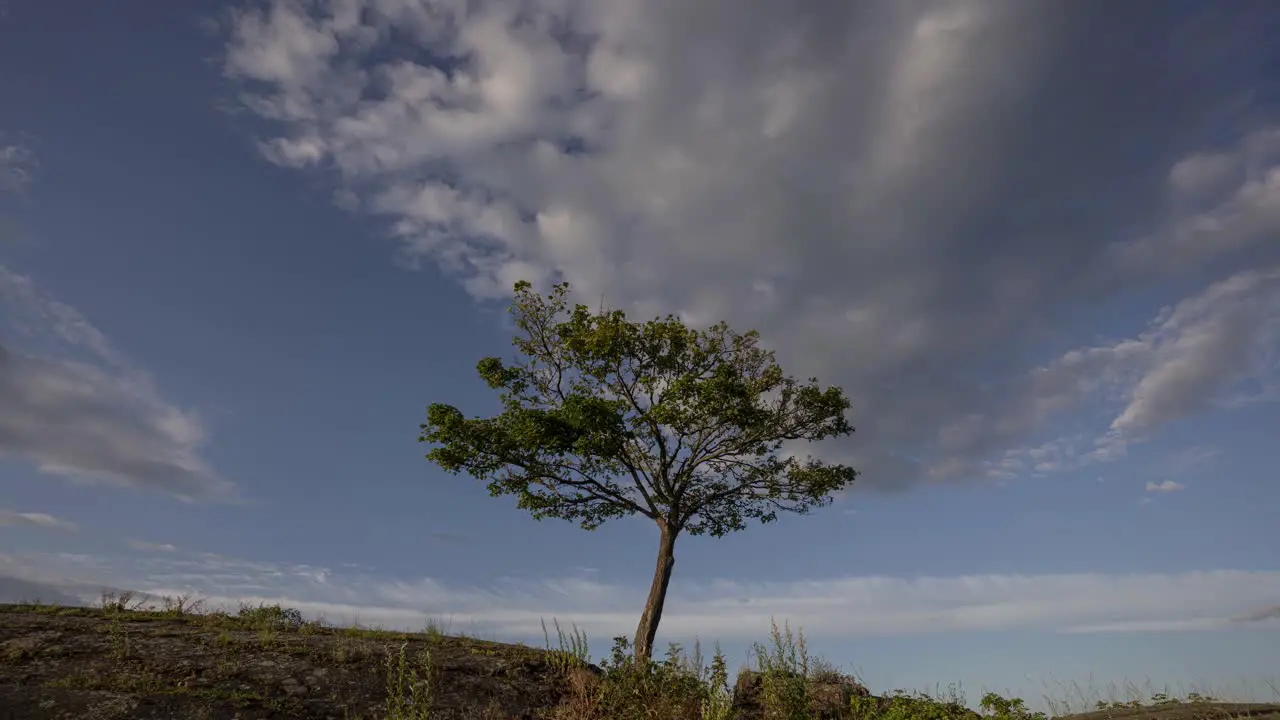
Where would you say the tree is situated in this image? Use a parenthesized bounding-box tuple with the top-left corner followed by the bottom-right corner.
(421, 281, 858, 664)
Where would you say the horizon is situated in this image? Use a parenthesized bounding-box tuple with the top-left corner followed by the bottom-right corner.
(1, 0, 1278, 710)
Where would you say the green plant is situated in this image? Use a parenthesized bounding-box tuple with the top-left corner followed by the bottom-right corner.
(236, 601, 304, 630)
(542, 617, 591, 675)
(384, 641, 436, 720)
(698, 644, 733, 720)
(423, 616, 450, 641)
(105, 615, 130, 659)
(422, 280, 858, 663)
(979, 692, 1047, 720)
(751, 618, 813, 720)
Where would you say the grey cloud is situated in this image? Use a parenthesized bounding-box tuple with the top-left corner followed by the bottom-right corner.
(0, 575, 84, 606)
(1233, 604, 1280, 623)
(0, 509, 77, 531)
(0, 267, 231, 500)
(224, 0, 1280, 490)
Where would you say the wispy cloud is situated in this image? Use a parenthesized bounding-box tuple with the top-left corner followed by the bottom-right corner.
(1145, 480, 1186, 494)
(0, 142, 34, 192)
(985, 267, 1280, 479)
(0, 509, 77, 531)
(222, 1, 1280, 491)
(126, 540, 178, 553)
(8, 548, 1279, 641)
(0, 266, 232, 500)
(1163, 445, 1223, 476)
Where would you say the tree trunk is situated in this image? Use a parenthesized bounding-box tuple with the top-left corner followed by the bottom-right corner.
(633, 520, 678, 665)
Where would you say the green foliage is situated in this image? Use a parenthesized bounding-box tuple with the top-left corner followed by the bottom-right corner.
(421, 280, 859, 536)
(978, 692, 1047, 720)
(848, 692, 974, 720)
(383, 641, 436, 720)
(752, 618, 815, 720)
(570, 636, 713, 720)
(236, 601, 304, 630)
(543, 617, 592, 675)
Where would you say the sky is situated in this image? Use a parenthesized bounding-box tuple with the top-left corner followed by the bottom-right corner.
(1, 0, 1279, 709)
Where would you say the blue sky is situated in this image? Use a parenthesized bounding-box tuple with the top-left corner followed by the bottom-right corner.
(1, 0, 1279, 709)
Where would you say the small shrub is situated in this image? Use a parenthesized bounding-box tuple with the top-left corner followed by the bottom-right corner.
(236, 602, 304, 630)
(160, 592, 205, 616)
(980, 692, 1047, 720)
(99, 590, 146, 614)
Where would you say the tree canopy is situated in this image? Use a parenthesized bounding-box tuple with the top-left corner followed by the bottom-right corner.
(421, 280, 858, 661)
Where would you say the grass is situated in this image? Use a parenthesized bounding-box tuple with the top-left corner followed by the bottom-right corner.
(4, 595, 1277, 720)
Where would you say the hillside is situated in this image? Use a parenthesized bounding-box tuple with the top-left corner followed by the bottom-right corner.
(2, 602, 1277, 720)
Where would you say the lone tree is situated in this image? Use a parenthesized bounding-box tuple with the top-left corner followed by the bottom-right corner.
(421, 281, 858, 663)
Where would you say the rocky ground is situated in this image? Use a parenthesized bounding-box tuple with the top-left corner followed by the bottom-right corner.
(1, 603, 576, 719)
(2, 603, 1278, 720)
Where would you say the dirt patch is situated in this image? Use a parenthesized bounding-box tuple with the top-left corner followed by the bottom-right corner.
(0, 603, 585, 719)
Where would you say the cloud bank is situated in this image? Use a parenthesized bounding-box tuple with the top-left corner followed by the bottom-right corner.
(7, 548, 1279, 641)
(222, 0, 1280, 491)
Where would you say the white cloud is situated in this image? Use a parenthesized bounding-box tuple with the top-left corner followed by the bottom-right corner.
(1145, 480, 1186, 494)
(1110, 268, 1280, 436)
(0, 509, 77, 531)
(979, 266, 1280, 478)
(221, 0, 1280, 490)
(8, 548, 1280, 641)
(0, 266, 232, 500)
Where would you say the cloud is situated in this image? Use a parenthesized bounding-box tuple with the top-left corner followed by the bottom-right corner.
(127, 540, 179, 553)
(1145, 480, 1186, 494)
(0, 509, 77, 531)
(1108, 268, 1280, 436)
(1233, 604, 1280, 624)
(957, 266, 1280, 480)
(8, 547, 1280, 640)
(1110, 127, 1280, 274)
(0, 574, 84, 605)
(1163, 445, 1222, 475)
(222, 1, 1280, 490)
(0, 266, 232, 500)
(0, 142, 34, 192)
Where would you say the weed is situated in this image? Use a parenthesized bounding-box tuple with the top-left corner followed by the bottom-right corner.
(542, 617, 591, 675)
(99, 590, 146, 615)
(752, 618, 814, 720)
(160, 593, 206, 617)
(384, 641, 436, 720)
